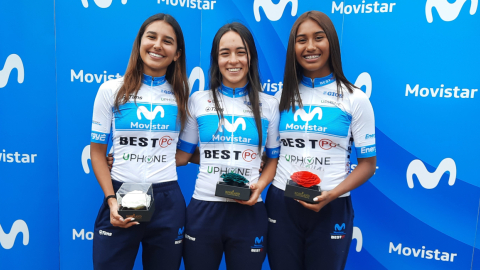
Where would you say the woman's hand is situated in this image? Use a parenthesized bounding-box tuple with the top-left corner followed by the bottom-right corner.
(234, 183, 263, 206)
(296, 190, 334, 212)
(108, 198, 139, 228)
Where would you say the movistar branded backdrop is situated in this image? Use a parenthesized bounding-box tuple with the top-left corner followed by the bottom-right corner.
(1, 0, 479, 269)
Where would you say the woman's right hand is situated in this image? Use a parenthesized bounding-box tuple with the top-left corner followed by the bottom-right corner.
(108, 199, 139, 228)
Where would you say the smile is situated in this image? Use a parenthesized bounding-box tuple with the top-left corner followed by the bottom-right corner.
(304, 55, 320, 59)
(227, 68, 241, 72)
(149, 52, 164, 58)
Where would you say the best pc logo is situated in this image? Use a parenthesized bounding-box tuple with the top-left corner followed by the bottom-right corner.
(254, 0, 298, 22)
(293, 107, 323, 122)
(426, 0, 478, 23)
(0, 54, 24, 88)
(219, 118, 246, 132)
(0, 220, 29, 249)
(81, 0, 127, 8)
(406, 158, 456, 189)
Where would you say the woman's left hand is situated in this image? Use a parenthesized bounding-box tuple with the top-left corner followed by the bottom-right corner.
(234, 183, 262, 206)
(296, 190, 334, 212)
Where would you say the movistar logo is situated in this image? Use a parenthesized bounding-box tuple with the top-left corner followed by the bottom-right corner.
(406, 158, 456, 189)
(426, 0, 478, 23)
(0, 220, 29, 249)
(178, 227, 184, 235)
(0, 54, 24, 88)
(254, 0, 298, 22)
(137, 106, 164, 120)
(293, 107, 323, 122)
(219, 118, 246, 132)
(335, 223, 346, 232)
(81, 0, 127, 8)
(255, 236, 263, 245)
(354, 72, 372, 98)
(82, 145, 91, 174)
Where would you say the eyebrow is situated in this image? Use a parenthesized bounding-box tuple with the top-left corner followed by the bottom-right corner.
(145, 31, 175, 41)
(296, 31, 325, 38)
(219, 47, 246, 51)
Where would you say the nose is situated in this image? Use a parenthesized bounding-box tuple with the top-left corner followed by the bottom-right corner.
(306, 39, 315, 51)
(228, 53, 239, 64)
(153, 39, 162, 50)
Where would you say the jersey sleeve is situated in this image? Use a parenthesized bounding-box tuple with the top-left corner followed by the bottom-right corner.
(91, 83, 114, 144)
(177, 93, 199, 154)
(350, 90, 376, 158)
(264, 97, 281, 158)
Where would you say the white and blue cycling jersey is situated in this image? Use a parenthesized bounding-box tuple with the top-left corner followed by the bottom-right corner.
(91, 74, 180, 183)
(273, 74, 376, 196)
(178, 83, 281, 202)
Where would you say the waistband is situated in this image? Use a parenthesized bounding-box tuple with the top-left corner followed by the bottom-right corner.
(112, 179, 179, 192)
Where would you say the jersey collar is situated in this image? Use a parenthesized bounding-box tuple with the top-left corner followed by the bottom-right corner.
(142, 74, 167, 86)
(219, 82, 249, 98)
(300, 73, 335, 88)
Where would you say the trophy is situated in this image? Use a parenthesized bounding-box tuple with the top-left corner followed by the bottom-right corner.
(215, 165, 252, 201)
(284, 164, 323, 204)
(116, 183, 155, 222)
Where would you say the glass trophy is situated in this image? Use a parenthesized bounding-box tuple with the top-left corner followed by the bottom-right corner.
(214, 165, 252, 200)
(284, 163, 324, 204)
(116, 183, 155, 222)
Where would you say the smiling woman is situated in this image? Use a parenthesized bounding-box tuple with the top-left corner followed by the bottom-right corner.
(89, 13, 189, 270)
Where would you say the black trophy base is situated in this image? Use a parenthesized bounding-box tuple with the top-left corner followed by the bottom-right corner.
(118, 201, 155, 222)
(215, 182, 251, 201)
(284, 180, 321, 204)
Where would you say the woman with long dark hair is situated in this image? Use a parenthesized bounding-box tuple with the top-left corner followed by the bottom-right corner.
(176, 22, 280, 270)
(266, 11, 377, 270)
(90, 13, 189, 270)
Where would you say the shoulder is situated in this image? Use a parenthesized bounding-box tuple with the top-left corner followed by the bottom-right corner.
(190, 89, 212, 101)
(98, 77, 124, 95)
(273, 89, 283, 103)
(259, 92, 279, 107)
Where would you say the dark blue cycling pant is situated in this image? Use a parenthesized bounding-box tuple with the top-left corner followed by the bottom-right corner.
(266, 185, 354, 270)
(93, 180, 186, 270)
(183, 198, 268, 270)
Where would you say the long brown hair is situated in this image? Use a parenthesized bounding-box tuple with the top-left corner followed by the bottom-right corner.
(209, 23, 264, 153)
(114, 13, 189, 129)
(280, 11, 357, 112)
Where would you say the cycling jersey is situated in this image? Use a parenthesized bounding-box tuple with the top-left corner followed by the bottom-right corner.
(273, 74, 376, 195)
(91, 74, 180, 183)
(178, 83, 281, 202)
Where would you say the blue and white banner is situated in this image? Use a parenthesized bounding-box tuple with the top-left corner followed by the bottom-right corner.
(1, 0, 479, 269)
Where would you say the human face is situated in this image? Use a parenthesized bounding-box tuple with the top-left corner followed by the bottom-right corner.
(218, 31, 250, 89)
(140, 20, 180, 77)
(295, 19, 331, 79)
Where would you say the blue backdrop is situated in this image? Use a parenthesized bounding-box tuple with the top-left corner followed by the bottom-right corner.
(1, 0, 479, 269)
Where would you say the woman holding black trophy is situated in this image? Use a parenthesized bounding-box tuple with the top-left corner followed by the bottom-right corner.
(90, 13, 189, 270)
(265, 11, 377, 270)
(176, 22, 280, 270)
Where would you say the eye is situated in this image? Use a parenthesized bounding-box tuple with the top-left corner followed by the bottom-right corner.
(296, 38, 306, 43)
(147, 35, 155, 39)
(316, 36, 324, 40)
(237, 51, 246, 55)
(164, 40, 172, 44)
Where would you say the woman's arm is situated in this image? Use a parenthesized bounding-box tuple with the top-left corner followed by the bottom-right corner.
(235, 157, 278, 206)
(297, 156, 376, 212)
(176, 149, 194, 167)
(91, 142, 138, 227)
